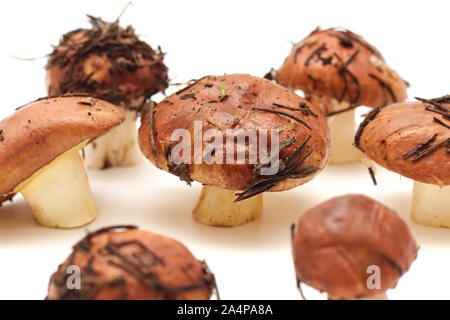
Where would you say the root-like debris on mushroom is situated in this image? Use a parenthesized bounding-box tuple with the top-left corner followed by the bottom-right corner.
(139, 74, 331, 227)
(272, 27, 408, 164)
(46, 15, 168, 169)
(356, 96, 450, 227)
(46, 225, 219, 300)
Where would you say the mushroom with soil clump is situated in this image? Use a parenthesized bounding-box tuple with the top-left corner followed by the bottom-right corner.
(139, 74, 331, 227)
(0, 95, 125, 228)
(46, 15, 168, 169)
(46, 225, 219, 300)
(271, 27, 408, 164)
(292, 194, 419, 300)
(355, 96, 450, 227)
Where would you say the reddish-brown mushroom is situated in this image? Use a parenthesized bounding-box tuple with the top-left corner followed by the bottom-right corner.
(0, 95, 124, 228)
(356, 96, 450, 227)
(292, 194, 418, 300)
(46, 15, 168, 169)
(47, 225, 218, 300)
(272, 27, 408, 164)
(139, 74, 331, 227)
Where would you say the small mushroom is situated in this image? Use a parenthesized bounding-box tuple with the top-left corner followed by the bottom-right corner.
(139, 74, 331, 227)
(356, 96, 450, 227)
(292, 194, 418, 300)
(46, 15, 168, 169)
(273, 27, 408, 164)
(0, 96, 124, 228)
(46, 225, 218, 300)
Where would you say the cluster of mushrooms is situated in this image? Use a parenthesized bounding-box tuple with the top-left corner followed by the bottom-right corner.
(0, 15, 447, 300)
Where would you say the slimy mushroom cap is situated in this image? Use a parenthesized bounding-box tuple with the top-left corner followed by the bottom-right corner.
(0, 95, 124, 196)
(292, 194, 418, 299)
(356, 97, 450, 186)
(139, 74, 331, 197)
(276, 27, 408, 114)
(46, 226, 217, 300)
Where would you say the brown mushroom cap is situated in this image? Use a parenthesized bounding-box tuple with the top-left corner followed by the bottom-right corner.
(292, 194, 418, 299)
(139, 74, 331, 194)
(276, 27, 408, 115)
(46, 226, 217, 300)
(0, 95, 125, 196)
(356, 97, 450, 185)
(46, 16, 168, 111)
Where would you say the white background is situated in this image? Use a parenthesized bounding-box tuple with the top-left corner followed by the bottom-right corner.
(0, 0, 449, 300)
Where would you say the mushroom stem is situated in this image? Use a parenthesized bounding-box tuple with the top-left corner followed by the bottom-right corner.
(192, 185, 262, 227)
(327, 108, 363, 164)
(411, 181, 450, 228)
(16, 144, 97, 228)
(83, 109, 143, 169)
(328, 292, 388, 300)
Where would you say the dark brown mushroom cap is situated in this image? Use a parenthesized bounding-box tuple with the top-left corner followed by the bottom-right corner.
(293, 194, 418, 299)
(0, 95, 125, 196)
(46, 226, 216, 300)
(139, 74, 331, 194)
(276, 27, 408, 115)
(46, 16, 168, 111)
(356, 98, 450, 185)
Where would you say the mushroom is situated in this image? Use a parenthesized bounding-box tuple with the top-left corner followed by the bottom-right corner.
(272, 27, 408, 164)
(292, 194, 419, 300)
(46, 225, 219, 300)
(355, 96, 450, 227)
(139, 74, 331, 227)
(0, 95, 125, 228)
(46, 15, 168, 169)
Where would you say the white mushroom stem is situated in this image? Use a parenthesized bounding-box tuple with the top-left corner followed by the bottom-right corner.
(14, 143, 97, 228)
(192, 185, 262, 227)
(328, 292, 388, 300)
(83, 109, 143, 169)
(327, 108, 363, 164)
(411, 181, 450, 228)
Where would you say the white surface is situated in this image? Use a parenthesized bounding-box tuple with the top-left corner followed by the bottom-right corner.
(0, 0, 449, 300)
